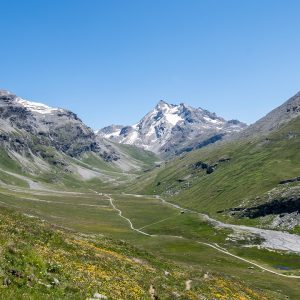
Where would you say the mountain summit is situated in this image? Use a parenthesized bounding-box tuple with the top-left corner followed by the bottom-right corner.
(97, 100, 247, 156)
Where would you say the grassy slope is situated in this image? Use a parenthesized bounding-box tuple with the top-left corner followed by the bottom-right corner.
(115, 143, 159, 168)
(0, 133, 159, 191)
(0, 206, 269, 300)
(0, 149, 29, 187)
(128, 117, 300, 219)
(81, 152, 120, 172)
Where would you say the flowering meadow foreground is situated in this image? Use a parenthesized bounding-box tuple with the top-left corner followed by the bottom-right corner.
(0, 207, 268, 300)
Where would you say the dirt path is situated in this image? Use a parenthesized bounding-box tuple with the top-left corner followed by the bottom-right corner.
(138, 216, 175, 230)
(196, 241, 300, 279)
(103, 193, 153, 237)
(115, 193, 300, 253)
(106, 193, 300, 279)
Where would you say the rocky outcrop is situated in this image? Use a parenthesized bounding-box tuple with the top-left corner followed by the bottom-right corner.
(224, 185, 300, 229)
(192, 161, 215, 174)
(191, 157, 231, 175)
(279, 176, 300, 184)
(270, 212, 300, 230)
(233, 197, 300, 218)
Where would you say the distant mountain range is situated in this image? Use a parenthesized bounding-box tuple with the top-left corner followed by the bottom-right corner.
(97, 100, 247, 157)
(1, 88, 299, 180)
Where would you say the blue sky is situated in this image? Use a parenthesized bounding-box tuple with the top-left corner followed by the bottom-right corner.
(1, 0, 300, 129)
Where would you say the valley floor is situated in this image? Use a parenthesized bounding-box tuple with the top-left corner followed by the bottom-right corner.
(0, 181, 300, 299)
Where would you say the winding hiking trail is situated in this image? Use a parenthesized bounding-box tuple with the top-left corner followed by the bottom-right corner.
(104, 193, 300, 279)
(196, 242, 300, 279)
(103, 193, 153, 236)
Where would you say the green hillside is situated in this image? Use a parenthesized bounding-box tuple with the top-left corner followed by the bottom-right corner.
(128, 117, 300, 226)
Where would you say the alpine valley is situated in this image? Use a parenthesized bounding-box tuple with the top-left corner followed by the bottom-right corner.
(0, 89, 300, 300)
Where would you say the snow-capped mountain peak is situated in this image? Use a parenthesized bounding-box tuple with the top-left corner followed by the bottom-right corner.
(146, 100, 183, 126)
(15, 97, 62, 115)
(97, 100, 247, 157)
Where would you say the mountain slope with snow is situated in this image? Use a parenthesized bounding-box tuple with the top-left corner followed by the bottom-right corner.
(97, 100, 247, 156)
(0, 90, 159, 179)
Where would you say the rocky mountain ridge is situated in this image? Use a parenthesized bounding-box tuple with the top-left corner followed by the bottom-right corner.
(0, 90, 159, 177)
(239, 91, 300, 138)
(97, 100, 247, 157)
(0, 90, 115, 159)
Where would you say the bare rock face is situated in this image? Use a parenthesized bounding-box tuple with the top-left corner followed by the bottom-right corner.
(97, 100, 247, 157)
(0, 90, 120, 162)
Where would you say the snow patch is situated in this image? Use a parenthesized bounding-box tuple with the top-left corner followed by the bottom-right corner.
(126, 131, 139, 144)
(165, 112, 183, 125)
(203, 116, 223, 124)
(104, 130, 121, 138)
(161, 105, 183, 125)
(16, 97, 61, 115)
